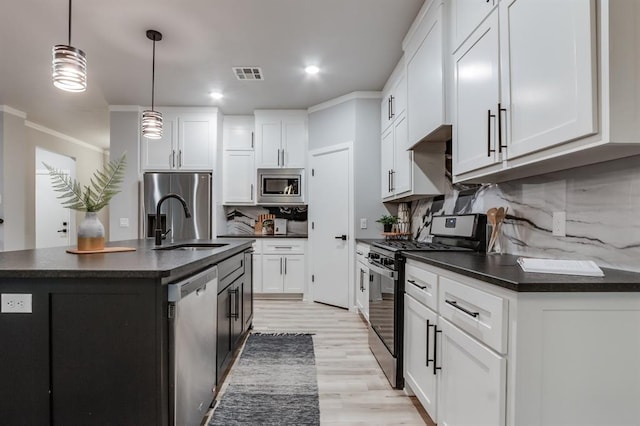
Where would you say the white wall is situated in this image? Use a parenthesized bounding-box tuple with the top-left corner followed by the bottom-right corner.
(308, 95, 388, 238)
(0, 108, 105, 251)
(109, 109, 141, 241)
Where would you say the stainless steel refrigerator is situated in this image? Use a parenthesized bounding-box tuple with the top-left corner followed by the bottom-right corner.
(143, 172, 212, 240)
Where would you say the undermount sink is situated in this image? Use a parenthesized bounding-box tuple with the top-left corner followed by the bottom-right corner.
(154, 243, 228, 251)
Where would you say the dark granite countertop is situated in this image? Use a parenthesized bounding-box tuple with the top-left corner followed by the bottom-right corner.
(402, 252, 640, 292)
(217, 234, 307, 239)
(355, 239, 379, 245)
(0, 238, 254, 281)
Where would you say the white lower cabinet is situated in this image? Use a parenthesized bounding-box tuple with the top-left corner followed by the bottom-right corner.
(404, 259, 640, 425)
(438, 318, 506, 426)
(355, 243, 370, 321)
(404, 295, 438, 419)
(256, 239, 306, 294)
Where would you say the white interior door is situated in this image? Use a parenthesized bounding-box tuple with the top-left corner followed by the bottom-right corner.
(35, 148, 76, 248)
(309, 144, 352, 308)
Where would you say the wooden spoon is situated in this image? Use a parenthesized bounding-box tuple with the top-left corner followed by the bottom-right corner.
(489, 207, 508, 252)
(486, 208, 498, 252)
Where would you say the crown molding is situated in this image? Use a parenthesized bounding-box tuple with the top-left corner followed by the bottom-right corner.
(25, 121, 104, 154)
(308, 91, 382, 114)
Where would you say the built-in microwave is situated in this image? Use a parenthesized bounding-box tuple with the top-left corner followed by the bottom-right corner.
(257, 168, 305, 205)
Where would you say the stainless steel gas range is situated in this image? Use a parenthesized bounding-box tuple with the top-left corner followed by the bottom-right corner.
(367, 214, 487, 389)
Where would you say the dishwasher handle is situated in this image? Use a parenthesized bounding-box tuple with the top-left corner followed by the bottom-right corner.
(168, 266, 218, 302)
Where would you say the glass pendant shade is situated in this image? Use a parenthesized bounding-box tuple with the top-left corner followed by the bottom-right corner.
(142, 110, 163, 139)
(52, 44, 87, 92)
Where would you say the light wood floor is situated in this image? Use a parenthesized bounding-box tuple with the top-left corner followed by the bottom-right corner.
(250, 299, 434, 426)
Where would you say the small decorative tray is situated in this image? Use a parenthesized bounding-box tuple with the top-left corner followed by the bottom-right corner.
(382, 232, 412, 240)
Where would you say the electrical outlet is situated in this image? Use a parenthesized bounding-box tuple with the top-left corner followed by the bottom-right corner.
(1, 294, 33, 313)
(119, 217, 129, 227)
(360, 218, 367, 229)
(552, 212, 566, 237)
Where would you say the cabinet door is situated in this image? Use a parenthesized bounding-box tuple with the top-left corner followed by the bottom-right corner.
(391, 72, 407, 120)
(282, 119, 307, 168)
(501, 0, 597, 159)
(404, 295, 438, 422)
(141, 114, 177, 170)
(216, 287, 232, 382)
(222, 151, 255, 204)
(450, 0, 497, 53)
(381, 93, 392, 133)
(282, 255, 305, 292)
(453, 10, 501, 175)
(252, 252, 262, 293)
(256, 120, 282, 168)
(407, 3, 445, 146)
(243, 251, 253, 330)
(178, 114, 214, 170)
(262, 255, 284, 292)
(381, 127, 394, 199)
(438, 318, 506, 426)
(392, 114, 412, 196)
(223, 117, 254, 150)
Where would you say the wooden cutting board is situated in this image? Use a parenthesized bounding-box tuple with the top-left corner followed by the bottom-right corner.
(66, 247, 137, 254)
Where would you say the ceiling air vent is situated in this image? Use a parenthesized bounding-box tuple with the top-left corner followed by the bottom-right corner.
(233, 67, 264, 81)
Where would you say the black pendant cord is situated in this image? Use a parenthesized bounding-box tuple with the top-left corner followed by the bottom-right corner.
(68, 0, 72, 46)
(151, 38, 156, 111)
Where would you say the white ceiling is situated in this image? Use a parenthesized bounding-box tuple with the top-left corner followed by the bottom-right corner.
(0, 0, 424, 149)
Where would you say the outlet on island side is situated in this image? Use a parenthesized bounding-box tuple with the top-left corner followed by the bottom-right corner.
(1, 293, 33, 314)
(360, 218, 367, 229)
(552, 212, 566, 237)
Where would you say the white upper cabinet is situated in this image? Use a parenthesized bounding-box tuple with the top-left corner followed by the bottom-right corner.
(222, 115, 255, 205)
(500, 0, 597, 159)
(453, 10, 502, 175)
(451, 0, 640, 183)
(404, 1, 449, 146)
(450, 0, 497, 53)
(255, 110, 307, 168)
(381, 73, 407, 133)
(141, 109, 217, 171)
(223, 115, 254, 150)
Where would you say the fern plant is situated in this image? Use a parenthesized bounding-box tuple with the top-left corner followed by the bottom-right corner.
(44, 153, 127, 212)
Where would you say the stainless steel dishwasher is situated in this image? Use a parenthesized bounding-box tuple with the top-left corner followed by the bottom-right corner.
(168, 265, 218, 426)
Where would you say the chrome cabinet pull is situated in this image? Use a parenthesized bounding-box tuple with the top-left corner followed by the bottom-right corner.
(172, 150, 176, 168)
(445, 299, 480, 318)
(250, 184, 254, 201)
(251, 131, 254, 149)
(280, 257, 283, 274)
(178, 150, 183, 167)
(426, 319, 435, 367)
(390, 95, 395, 118)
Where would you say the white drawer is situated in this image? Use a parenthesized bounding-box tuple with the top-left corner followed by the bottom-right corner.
(356, 242, 370, 264)
(405, 260, 438, 312)
(262, 238, 305, 254)
(439, 276, 508, 354)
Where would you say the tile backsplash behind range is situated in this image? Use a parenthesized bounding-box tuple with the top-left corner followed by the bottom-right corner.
(224, 206, 308, 235)
(411, 154, 640, 272)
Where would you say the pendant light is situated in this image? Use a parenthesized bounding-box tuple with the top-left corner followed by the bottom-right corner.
(142, 30, 163, 140)
(52, 0, 87, 92)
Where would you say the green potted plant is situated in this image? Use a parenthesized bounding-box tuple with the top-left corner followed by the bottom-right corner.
(377, 214, 399, 233)
(44, 153, 126, 251)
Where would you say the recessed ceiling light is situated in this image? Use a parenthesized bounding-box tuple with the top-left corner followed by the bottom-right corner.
(305, 65, 320, 75)
(210, 92, 224, 100)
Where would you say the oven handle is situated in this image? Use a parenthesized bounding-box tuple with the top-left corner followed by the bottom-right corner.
(367, 260, 397, 280)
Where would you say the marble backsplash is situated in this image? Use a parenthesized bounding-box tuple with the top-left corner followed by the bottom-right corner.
(411, 155, 640, 272)
(224, 205, 308, 235)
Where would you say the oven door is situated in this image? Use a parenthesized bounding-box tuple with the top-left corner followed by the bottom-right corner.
(368, 260, 397, 356)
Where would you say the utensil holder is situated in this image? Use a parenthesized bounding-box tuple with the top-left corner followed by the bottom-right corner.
(486, 223, 503, 255)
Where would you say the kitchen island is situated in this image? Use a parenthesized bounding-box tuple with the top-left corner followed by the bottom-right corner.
(0, 238, 253, 426)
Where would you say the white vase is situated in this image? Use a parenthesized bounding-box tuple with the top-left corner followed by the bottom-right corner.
(77, 212, 105, 251)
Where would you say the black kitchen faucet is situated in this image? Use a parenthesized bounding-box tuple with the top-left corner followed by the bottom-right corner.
(155, 193, 192, 245)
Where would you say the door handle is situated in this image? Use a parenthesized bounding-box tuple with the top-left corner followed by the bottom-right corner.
(57, 229, 67, 233)
(334, 235, 347, 241)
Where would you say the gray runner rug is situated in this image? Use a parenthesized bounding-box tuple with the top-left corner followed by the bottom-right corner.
(210, 333, 320, 425)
